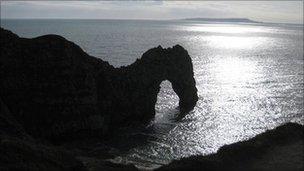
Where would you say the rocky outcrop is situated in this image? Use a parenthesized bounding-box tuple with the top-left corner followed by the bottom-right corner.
(158, 123, 304, 171)
(0, 28, 198, 142)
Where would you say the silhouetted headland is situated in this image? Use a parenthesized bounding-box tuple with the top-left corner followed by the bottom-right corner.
(0, 27, 197, 169)
(0, 27, 198, 142)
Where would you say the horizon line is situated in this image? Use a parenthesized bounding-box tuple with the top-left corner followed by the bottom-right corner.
(0, 17, 303, 25)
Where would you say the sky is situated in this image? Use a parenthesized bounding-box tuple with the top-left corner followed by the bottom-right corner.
(0, 1, 303, 24)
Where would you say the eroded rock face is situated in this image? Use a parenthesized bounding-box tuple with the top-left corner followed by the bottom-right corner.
(0, 28, 198, 141)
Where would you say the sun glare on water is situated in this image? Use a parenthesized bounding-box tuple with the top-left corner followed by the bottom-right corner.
(214, 57, 257, 84)
(188, 24, 265, 34)
(207, 36, 266, 49)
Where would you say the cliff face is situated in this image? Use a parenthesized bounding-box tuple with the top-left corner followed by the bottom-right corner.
(0, 28, 198, 142)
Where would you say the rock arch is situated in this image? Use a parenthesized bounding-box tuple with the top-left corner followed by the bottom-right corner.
(99, 45, 198, 129)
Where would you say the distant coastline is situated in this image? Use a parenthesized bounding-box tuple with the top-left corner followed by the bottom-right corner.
(183, 18, 261, 23)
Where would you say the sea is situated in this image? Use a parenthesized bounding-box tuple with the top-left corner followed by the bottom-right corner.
(1, 19, 303, 169)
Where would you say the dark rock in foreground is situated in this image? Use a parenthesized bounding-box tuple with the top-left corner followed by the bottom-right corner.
(0, 27, 198, 142)
(1, 95, 87, 170)
(158, 123, 304, 171)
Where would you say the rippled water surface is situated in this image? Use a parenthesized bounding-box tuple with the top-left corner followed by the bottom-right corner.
(2, 19, 303, 169)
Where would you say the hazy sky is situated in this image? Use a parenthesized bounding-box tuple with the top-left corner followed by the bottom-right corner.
(1, 1, 303, 24)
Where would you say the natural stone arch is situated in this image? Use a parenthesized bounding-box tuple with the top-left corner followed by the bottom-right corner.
(100, 45, 199, 129)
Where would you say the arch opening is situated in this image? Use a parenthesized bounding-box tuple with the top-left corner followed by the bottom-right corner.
(154, 80, 180, 124)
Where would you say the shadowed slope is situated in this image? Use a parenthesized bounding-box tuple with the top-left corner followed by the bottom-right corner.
(158, 123, 304, 171)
